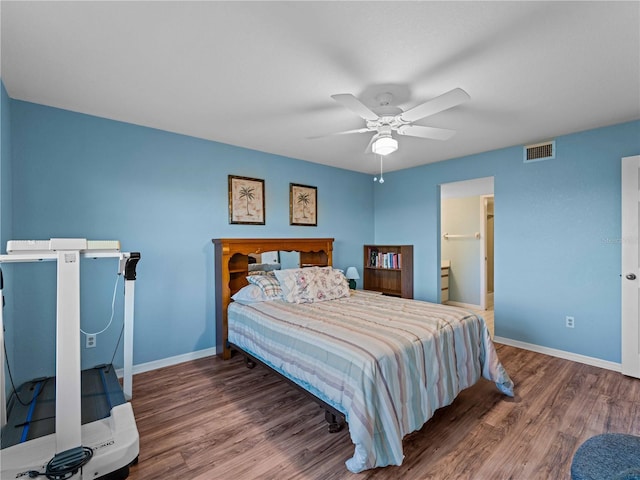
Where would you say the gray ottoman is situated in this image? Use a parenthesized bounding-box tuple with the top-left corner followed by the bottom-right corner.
(571, 434, 640, 480)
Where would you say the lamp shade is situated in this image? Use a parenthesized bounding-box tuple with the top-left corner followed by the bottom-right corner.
(372, 135, 398, 156)
(345, 267, 360, 280)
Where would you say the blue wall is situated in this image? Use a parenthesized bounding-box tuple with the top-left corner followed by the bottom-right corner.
(5, 91, 639, 383)
(1, 81, 15, 394)
(1, 82, 12, 248)
(375, 120, 640, 363)
(8, 100, 374, 384)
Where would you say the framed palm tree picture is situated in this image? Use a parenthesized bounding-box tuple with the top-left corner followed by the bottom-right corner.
(229, 175, 265, 225)
(290, 183, 317, 226)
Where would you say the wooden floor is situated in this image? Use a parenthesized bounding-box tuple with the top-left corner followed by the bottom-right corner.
(127, 344, 640, 480)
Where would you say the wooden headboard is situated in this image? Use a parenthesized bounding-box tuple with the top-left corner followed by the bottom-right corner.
(212, 238, 334, 359)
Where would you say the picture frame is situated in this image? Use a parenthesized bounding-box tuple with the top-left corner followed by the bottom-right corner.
(228, 175, 265, 225)
(290, 183, 317, 226)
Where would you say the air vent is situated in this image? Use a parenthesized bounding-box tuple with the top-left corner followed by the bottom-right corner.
(524, 141, 555, 163)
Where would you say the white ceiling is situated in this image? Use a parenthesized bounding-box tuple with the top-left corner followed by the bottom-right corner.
(2, 1, 639, 174)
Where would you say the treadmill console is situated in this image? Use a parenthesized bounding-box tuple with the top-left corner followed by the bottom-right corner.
(7, 238, 121, 255)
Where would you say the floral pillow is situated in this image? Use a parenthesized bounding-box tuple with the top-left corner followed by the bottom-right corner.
(275, 267, 349, 303)
(246, 274, 282, 300)
(273, 268, 307, 303)
(301, 267, 350, 303)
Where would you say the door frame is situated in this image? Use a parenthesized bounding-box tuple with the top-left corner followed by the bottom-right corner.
(480, 195, 494, 311)
(479, 196, 488, 310)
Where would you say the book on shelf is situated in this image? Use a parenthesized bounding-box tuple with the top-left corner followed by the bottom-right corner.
(367, 248, 402, 269)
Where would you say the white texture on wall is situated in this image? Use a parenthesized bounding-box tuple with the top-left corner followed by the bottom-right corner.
(441, 177, 494, 199)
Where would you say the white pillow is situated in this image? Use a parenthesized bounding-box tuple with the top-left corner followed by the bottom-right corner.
(231, 284, 272, 304)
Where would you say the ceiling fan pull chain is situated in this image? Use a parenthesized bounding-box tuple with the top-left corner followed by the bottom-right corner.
(374, 155, 385, 184)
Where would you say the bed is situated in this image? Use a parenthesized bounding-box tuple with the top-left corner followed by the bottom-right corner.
(212, 238, 514, 473)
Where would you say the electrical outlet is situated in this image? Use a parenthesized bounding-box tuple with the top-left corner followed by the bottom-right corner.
(565, 316, 575, 329)
(86, 334, 96, 348)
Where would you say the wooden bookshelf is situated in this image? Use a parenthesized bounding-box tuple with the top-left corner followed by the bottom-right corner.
(363, 245, 413, 298)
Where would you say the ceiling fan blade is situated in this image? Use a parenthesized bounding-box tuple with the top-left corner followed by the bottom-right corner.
(307, 128, 371, 139)
(400, 88, 470, 123)
(363, 133, 378, 154)
(397, 124, 457, 141)
(331, 94, 379, 121)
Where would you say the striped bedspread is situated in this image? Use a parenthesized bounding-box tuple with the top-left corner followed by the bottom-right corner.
(228, 290, 514, 473)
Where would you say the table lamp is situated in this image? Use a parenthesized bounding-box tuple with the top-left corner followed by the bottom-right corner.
(345, 266, 360, 289)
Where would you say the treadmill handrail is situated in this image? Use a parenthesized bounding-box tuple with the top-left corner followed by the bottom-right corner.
(0, 251, 132, 263)
(0, 248, 138, 439)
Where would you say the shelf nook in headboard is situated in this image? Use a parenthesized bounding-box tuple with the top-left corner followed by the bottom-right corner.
(212, 238, 334, 359)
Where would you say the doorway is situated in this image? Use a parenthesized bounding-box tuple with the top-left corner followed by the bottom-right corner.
(440, 177, 495, 317)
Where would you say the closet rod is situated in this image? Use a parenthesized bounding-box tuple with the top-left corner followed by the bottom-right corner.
(442, 232, 481, 240)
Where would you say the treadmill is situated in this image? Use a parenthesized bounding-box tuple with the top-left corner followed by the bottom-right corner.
(0, 239, 140, 480)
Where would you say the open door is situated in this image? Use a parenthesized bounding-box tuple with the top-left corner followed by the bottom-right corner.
(621, 155, 640, 378)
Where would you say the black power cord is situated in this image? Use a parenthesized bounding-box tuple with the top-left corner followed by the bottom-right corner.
(27, 446, 93, 479)
(3, 336, 48, 407)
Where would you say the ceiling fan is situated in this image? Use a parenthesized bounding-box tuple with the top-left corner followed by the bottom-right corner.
(317, 88, 470, 156)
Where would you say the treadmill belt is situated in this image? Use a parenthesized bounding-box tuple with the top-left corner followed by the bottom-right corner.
(1, 365, 127, 449)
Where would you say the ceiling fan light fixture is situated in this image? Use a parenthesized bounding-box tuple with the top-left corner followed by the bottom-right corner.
(372, 135, 398, 156)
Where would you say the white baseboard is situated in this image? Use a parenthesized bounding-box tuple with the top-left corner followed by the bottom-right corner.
(493, 336, 621, 372)
(116, 347, 217, 378)
(444, 300, 483, 310)
(118, 337, 621, 379)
